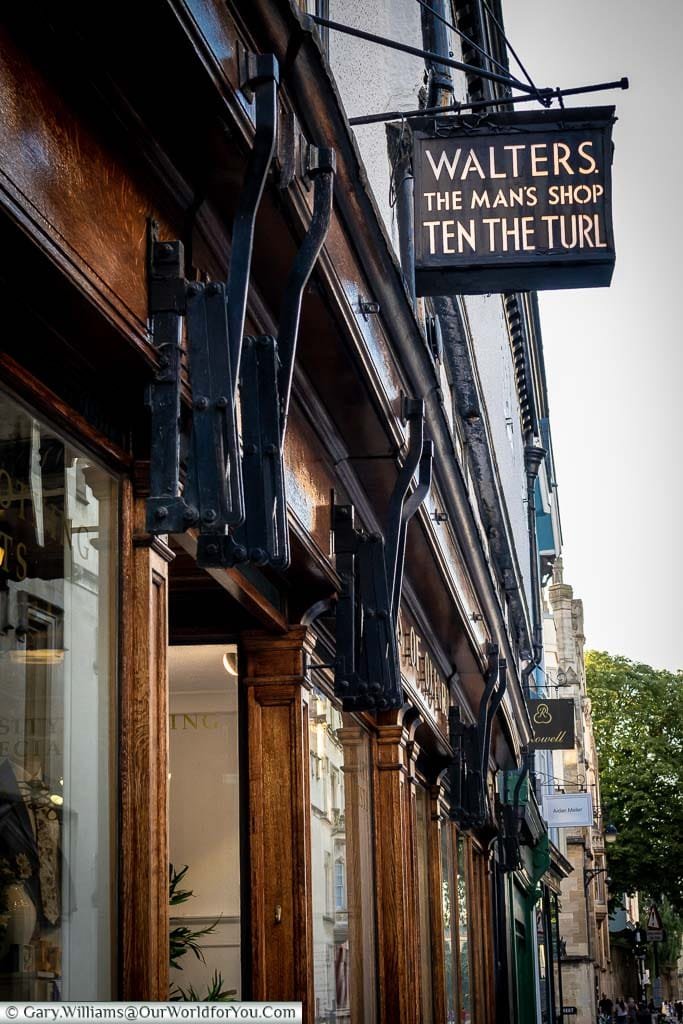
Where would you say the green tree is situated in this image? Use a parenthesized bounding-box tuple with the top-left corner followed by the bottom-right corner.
(585, 651, 683, 914)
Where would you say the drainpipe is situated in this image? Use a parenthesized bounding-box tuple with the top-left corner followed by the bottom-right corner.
(387, 119, 416, 304)
(420, 0, 455, 108)
(395, 150, 416, 305)
(523, 441, 546, 814)
(522, 442, 546, 696)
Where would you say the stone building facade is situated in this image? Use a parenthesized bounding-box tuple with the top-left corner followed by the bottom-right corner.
(543, 560, 613, 1023)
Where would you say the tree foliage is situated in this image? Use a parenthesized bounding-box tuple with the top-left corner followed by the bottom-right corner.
(585, 651, 683, 915)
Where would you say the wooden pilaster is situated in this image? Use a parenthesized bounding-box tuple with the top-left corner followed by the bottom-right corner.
(240, 627, 315, 1020)
(374, 711, 420, 1024)
(120, 487, 173, 999)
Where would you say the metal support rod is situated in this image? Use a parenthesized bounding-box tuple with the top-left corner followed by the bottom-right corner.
(477, 645, 500, 769)
(479, 0, 540, 97)
(391, 439, 433, 622)
(385, 400, 425, 622)
(482, 657, 506, 784)
(278, 148, 335, 436)
(583, 866, 609, 892)
(227, 56, 279, 400)
(414, 0, 518, 81)
(305, 14, 534, 93)
(348, 77, 628, 126)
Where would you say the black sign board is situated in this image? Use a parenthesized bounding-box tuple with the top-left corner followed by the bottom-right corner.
(528, 699, 575, 750)
(562, 1010, 577, 1017)
(413, 106, 616, 295)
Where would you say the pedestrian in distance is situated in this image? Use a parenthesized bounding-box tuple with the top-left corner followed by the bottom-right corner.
(601, 995, 615, 1020)
(637, 1001, 652, 1024)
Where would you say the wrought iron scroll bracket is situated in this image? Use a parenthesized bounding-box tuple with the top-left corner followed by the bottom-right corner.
(145, 227, 187, 534)
(145, 54, 280, 560)
(228, 53, 280, 399)
(332, 402, 432, 711)
(225, 144, 335, 571)
(449, 645, 507, 829)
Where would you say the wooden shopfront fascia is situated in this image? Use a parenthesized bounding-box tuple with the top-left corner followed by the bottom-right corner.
(0, 0, 537, 1013)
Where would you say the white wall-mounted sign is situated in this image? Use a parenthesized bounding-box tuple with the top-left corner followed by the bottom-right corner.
(542, 792, 593, 828)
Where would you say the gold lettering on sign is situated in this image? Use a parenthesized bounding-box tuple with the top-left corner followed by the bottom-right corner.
(169, 712, 228, 731)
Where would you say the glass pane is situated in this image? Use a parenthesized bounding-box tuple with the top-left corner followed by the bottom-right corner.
(309, 688, 377, 1024)
(415, 788, 433, 1024)
(0, 391, 117, 999)
(440, 825, 458, 1023)
(457, 838, 471, 1023)
(536, 905, 550, 1024)
(168, 645, 241, 1000)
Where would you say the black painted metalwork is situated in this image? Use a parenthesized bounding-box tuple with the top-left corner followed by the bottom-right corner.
(333, 405, 433, 711)
(449, 645, 507, 828)
(146, 55, 336, 571)
(146, 229, 187, 533)
(348, 77, 629, 126)
(279, 147, 336, 436)
(230, 146, 335, 570)
(414, 0, 517, 82)
(304, 14, 532, 93)
(146, 52, 280, 561)
(228, 54, 280, 398)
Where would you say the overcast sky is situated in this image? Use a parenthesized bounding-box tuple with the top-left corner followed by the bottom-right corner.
(502, 1, 683, 672)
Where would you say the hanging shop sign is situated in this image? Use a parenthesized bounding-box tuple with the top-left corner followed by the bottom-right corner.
(527, 698, 575, 750)
(542, 792, 593, 828)
(413, 106, 616, 295)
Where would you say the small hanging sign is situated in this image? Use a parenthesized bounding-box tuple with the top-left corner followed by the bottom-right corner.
(527, 698, 576, 750)
(542, 792, 593, 828)
(413, 106, 616, 294)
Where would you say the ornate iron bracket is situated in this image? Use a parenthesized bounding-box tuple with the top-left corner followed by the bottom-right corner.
(145, 57, 332, 571)
(332, 403, 433, 711)
(145, 52, 279, 556)
(449, 645, 507, 828)
(230, 145, 335, 569)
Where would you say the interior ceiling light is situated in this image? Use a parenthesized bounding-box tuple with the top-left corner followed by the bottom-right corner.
(222, 651, 238, 677)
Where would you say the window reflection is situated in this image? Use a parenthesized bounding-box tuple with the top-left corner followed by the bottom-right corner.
(457, 837, 471, 1023)
(441, 824, 458, 1023)
(309, 687, 377, 1024)
(0, 392, 117, 999)
(415, 787, 433, 1024)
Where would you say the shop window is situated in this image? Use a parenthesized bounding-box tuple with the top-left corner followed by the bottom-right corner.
(168, 644, 241, 1000)
(457, 837, 472, 1023)
(470, 843, 494, 1024)
(536, 906, 550, 1024)
(0, 390, 117, 999)
(415, 786, 433, 1024)
(309, 687, 377, 1024)
(440, 823, 459, 1023)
